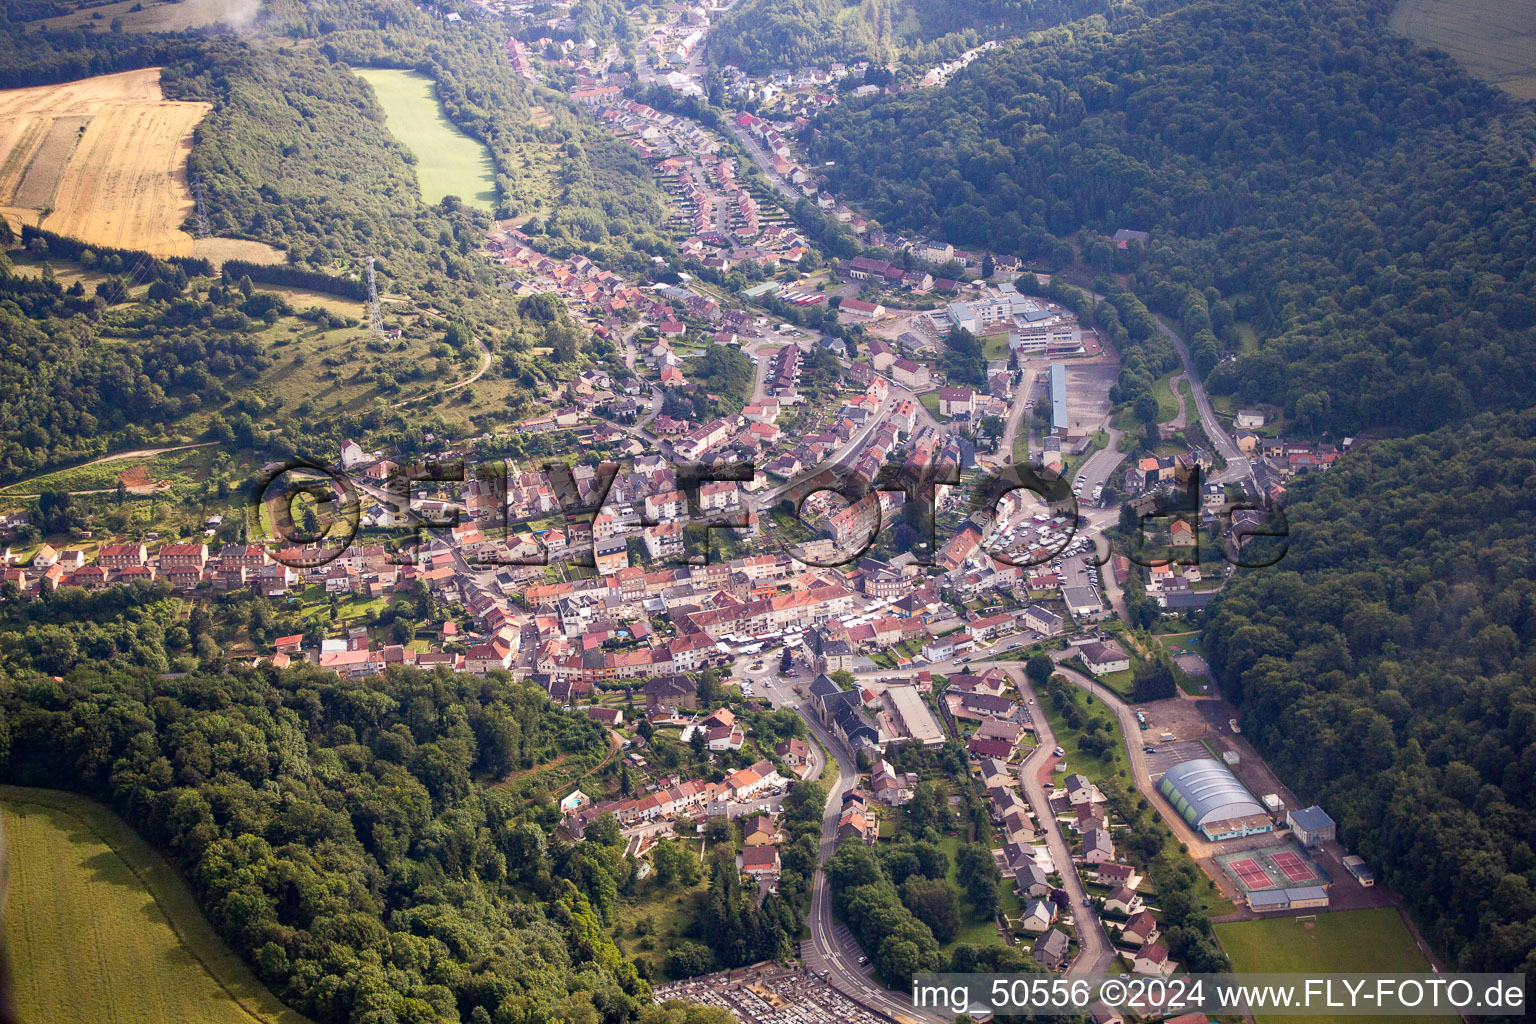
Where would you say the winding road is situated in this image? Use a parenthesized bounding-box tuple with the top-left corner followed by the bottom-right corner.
(399, 335, 493, 406)
(753, 670, 946, 1024)
(1151, 316, 1254, 491)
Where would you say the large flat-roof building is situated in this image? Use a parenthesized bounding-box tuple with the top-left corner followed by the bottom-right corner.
(883, 683, 945, 746)
(1050, 363, 1068, 436)
(1158, 758, 1273, 841)
(1247, 885, 1330, 913)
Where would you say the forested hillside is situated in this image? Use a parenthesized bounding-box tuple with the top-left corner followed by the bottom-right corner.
(811, 0, 1536, 434)
(1206, 414, 1536, 976)
(0, 659, 648, 1024)
(0, 1, 674, 480)
(707, 0, 1130, 74)
(162, 10, 668, 297)
(808, 0, 1536, 977)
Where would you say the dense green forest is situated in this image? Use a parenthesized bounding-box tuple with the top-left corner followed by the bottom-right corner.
(0, 659, 651, 1024)
(0, 243, 275, 484)
(1206, 415, 1536, 977)
(0, 0, 677, 480)
(811, 0, 1536, 434)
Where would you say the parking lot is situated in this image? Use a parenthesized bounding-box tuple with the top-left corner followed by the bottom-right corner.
(655, 963, 892, 1024)
(1140, 739, 1210, 781)
(1064, 362, 1119, 435)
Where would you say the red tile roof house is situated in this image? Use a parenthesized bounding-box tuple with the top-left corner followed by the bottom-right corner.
(97, 543, 147, 569)
(1132, 941, 1175, 976)
(1121, 909, 1161, 946)
(158, 543, 208, 569)
(586, 706, 624, 727)
(967, 736, 1015, 761)
(742, 845, 781, 878)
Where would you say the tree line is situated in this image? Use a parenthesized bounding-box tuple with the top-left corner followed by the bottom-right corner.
(0, 658, 653, 1024)
(1205, 413, 1536, 977)
(810, 0, 1536, 436)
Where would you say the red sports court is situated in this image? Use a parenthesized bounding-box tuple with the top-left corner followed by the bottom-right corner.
(1271, 849, 1319, 883)
(1227, 857, 1272, 889)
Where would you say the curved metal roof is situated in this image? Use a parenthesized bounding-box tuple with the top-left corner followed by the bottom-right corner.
(1157, 758, 1264, 828)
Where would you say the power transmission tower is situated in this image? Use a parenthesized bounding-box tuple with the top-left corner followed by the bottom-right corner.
(191, 179, 211, 239)
(367, 256, 383, 335)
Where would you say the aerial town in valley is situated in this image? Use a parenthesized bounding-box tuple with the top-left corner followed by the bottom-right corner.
(0, 0, 1390, 1018)
(2, 0, 1509, 1020)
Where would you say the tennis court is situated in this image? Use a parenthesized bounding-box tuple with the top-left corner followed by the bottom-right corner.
(1272, 849, 1320, 884)
(1216, 842, 1330, 894)
(1226, 856, 1275, 890)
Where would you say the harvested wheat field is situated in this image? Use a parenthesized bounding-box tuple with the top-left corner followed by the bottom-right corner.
(0, 67, 210, 257)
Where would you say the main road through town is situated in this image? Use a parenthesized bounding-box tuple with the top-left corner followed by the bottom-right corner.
(755, 670, 947, 1024)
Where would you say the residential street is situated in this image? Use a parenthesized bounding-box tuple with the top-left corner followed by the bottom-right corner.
(1012, 670, 1117, 974)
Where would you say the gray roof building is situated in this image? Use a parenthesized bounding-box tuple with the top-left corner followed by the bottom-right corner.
(1158, 758, 1266, 831)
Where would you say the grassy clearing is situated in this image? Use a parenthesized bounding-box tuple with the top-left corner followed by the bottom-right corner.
(981, 332, 1010, 362)
(613, 842, 711, 975)
(256, 315, 462, 419)
(1011, 430, 1029, 466)
(1038, 683, 1130, 784)
(192, 237, 287, 268)
(356, 69, 497, 211)
(1389, 0, 1536, 99)
(1215, 908, 1437, 1023)
(1233, 321, 1261, 354)
(0, 445, 210, 496)
(250, 283, 365, 319)
(1150, 371, 1181, 423)
(1, 786, 310, 1024)
(937, 835, 1007, 951)
(1090, 667, 1135, 701)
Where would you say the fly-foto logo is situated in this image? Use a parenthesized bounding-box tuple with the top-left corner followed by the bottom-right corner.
(247, 454, 1287, 570)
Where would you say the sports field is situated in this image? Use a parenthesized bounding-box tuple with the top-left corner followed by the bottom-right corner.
(1215, 908, 1439, 1024)
(0, 68, 209, 256)
(1390, 0, 1536, 99)
(1, 786, 311, 1024)
(357, 68, 497, 211)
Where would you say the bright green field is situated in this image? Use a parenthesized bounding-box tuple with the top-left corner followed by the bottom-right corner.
(357, 68, 497, 210)
(1215, 908, 1439, 1024)
(1, 786, 311, 1024)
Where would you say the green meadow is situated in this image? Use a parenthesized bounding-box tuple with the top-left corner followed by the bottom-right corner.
(358, 68, 497, 210)
(1, 786, 311, 1024)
